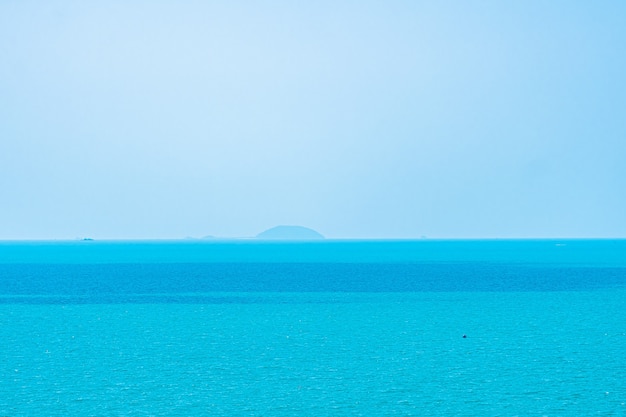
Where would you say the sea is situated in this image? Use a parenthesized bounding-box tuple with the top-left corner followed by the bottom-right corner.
(1, 239, 625, 416)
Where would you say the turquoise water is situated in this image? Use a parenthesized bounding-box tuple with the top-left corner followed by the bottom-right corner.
(1, 239, 626, 265)
(1, 240, 625, 415)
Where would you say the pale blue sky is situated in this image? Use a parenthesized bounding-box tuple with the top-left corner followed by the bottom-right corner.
(1, 1, 625, 239)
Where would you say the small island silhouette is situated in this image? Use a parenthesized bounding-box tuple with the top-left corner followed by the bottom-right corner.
(256, 225, 324, 240)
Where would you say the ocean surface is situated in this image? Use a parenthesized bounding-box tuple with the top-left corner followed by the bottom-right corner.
(1, 239, 625, 416)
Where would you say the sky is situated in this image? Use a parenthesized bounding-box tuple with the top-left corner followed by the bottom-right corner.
(1, 1, 625, 239)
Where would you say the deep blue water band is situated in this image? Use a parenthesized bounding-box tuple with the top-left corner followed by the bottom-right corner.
(1, 262, 625, 304)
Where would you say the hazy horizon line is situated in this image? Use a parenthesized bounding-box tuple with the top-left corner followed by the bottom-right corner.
(1, 236, 625, 242)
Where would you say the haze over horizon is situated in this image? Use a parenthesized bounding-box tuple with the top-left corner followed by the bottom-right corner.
(2, 1, 625, 240)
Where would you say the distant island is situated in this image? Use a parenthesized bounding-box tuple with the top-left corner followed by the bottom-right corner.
(256, 225, 324, 240)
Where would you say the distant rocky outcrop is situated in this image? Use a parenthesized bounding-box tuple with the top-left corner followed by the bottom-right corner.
(256, 225, 324, 240)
